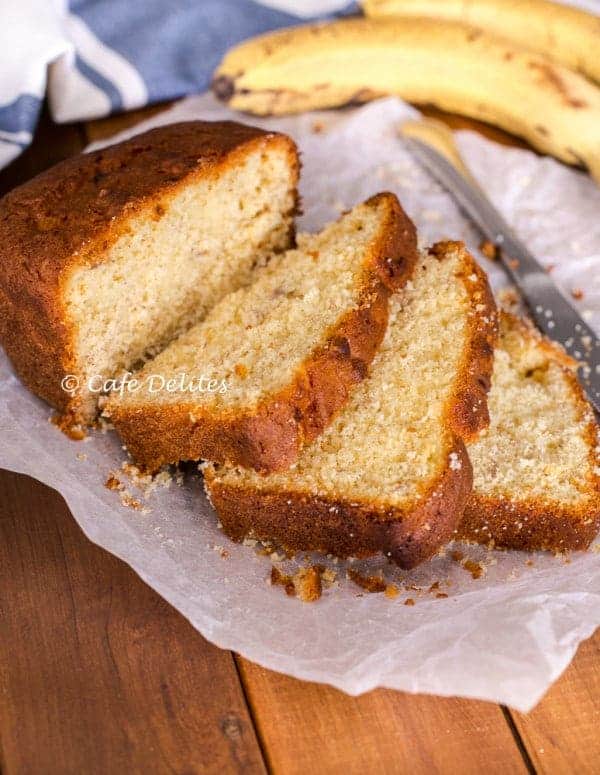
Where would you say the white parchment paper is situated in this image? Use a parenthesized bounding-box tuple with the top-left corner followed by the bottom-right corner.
(2, 94, 600, 712)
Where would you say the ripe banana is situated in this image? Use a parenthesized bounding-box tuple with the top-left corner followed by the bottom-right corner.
(362, 0, 600, 84)
(213, 18, 600, 182)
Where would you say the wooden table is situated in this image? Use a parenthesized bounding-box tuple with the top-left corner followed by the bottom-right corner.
(1, 102, 599, 775)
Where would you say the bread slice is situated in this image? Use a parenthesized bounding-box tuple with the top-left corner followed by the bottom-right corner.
(458, 312, 600, 552)
(0, 121, 299, 425)
(107, 193, 418, 473)
(204, 242, 498, 568)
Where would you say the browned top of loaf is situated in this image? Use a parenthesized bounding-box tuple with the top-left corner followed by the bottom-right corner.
(0, 120, 297, 284)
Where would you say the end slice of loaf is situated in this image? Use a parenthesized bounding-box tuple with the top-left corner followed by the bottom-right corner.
(0, 121, 299, 425)
(204, 242, 498, 568)
(107, 193, 418, 473)
(459, 312, 600, 552)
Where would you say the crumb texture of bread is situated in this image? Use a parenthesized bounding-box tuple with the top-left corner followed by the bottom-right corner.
(0, 121, 299, 423)
(459, 312, 600, 551)
(108, 193, 419, 472)
(205, 241, 498, 568)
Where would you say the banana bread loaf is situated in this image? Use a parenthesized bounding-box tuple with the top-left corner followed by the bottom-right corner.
(0, 121, 299, 427)
(107, 193, 418, 473)
(204, 241, 498, 568)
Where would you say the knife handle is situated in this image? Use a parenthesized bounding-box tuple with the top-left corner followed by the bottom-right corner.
(400, 118, 481, 190)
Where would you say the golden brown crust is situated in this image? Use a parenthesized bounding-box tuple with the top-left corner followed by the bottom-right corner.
(459, 313, 600, 553)
(109, 193, 419, 472)
(429, 241, 498, 442)
(458, 492, 600, 552)
(204, 240, 498, 568)
(0, 121, 299, 424)
(204, 439, 472, 570)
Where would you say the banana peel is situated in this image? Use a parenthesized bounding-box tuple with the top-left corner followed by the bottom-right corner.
(213, 18, 600, 182)
(363, 0, 600, 84)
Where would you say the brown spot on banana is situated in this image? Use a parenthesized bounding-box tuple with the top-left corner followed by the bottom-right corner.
(213, 18, 600, 182)
(212, 75, 235, 101)
(527, 61, 588, 109)
(344, 88, 387, 107)
(363, 0, 600, 85)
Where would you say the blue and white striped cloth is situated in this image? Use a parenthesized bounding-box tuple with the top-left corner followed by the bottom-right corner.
(0, 0, 356, 169)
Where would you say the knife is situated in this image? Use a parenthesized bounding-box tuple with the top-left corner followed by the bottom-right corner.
(400, 118, 600, 415)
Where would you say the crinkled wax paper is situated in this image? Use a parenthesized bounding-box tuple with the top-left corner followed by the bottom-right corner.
(2, 94, 600, 712)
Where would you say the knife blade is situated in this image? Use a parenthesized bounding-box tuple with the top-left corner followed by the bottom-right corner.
(400, 118, 600, 415)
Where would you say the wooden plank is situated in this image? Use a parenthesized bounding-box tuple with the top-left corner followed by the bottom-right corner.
(0, 471, 266, 775)
(510, 630, 600, 774)
(237, 657, 529, 775)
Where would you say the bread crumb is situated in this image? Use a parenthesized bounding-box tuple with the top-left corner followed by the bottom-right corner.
(404, 598, 415, 606)
(122, 461, 151, 483)
(119, 491, 144, 511)
(571, 288, 584, 300)
(50, 413, 86, 440)
(294, 566, 323, 602)
(463, 559, 484, 579)
(119, 461, 172, 499)
(234, 363, 248, 379)
(312, 121, 324, 133)
(479, 240, 498, 260)
(436, 592, 449, 599)
(76, 452, 87, 461)
(105, 474, 123, 491)
(450, 549, 484, 579)
(347, 568, 386, 593)
(385, 584, 399, 599)
(270, 565, 324, 602)
(270, 567, 296, 596)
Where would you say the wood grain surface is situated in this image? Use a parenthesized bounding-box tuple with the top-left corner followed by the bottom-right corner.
(0, 100, 599, 775)
(237, 658, 530, 775)
(0, 472, 266, 775)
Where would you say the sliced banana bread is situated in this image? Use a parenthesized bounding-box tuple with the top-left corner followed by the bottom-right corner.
(459, 312, 600, 552)
(204, 242, 498, 568)
(107, 193, 418, 473)
(0, 121, 299, 425)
